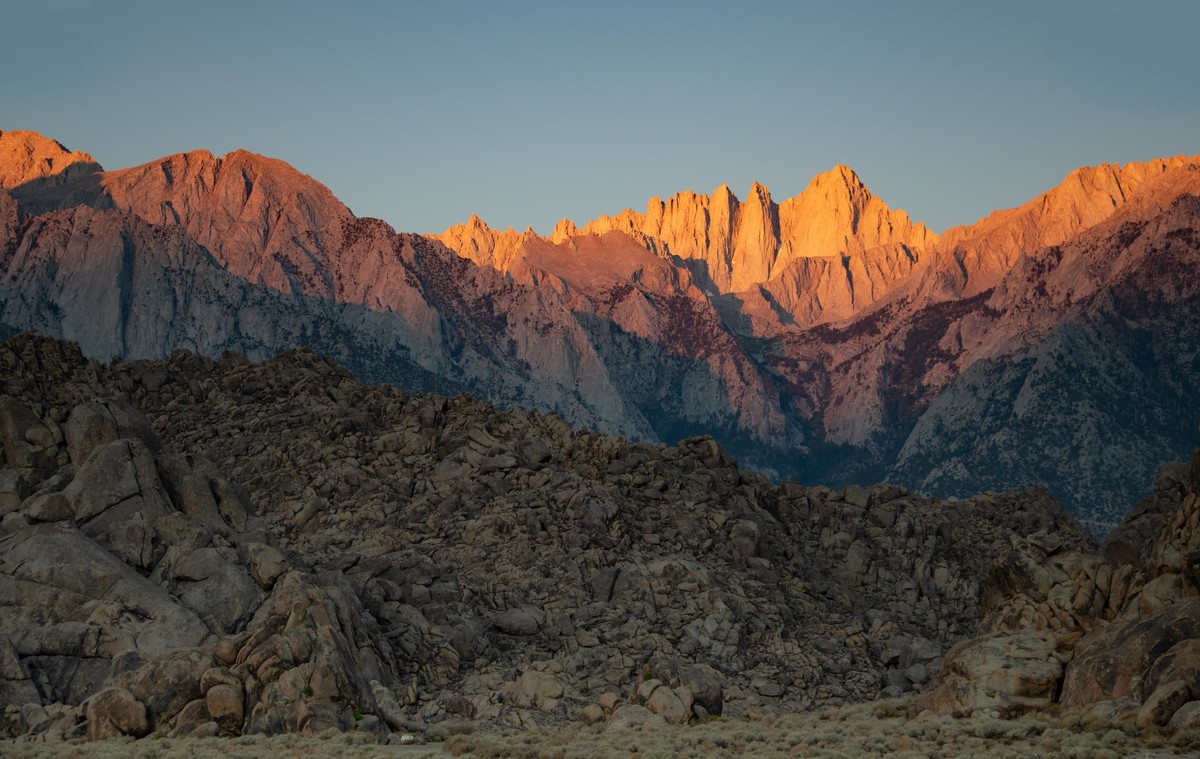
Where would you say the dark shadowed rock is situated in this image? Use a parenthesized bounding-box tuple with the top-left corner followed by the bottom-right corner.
(1061, 599, 1200, 710)
(493, 609, 541, 637)
(86, 687, 148, 740)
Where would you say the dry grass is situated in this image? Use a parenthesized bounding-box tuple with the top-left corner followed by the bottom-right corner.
(1, 730, 444, 758)
(4, 700, 1199, 758)
(441, 699, 1200, 759)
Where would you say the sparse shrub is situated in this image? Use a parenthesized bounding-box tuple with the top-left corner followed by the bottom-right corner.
(1, 704, 1187, 759)
(971, 717, 1009, 740)
(1003, 719, 1046, 740)
(1173, 728, 1200, 747)
(427, 718, 478, 741)
(995, 700, 1058, 720)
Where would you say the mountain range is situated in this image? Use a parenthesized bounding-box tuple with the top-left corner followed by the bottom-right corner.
(2, 128, 1198, 531)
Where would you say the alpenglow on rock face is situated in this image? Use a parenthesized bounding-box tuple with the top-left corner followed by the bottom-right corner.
(0, 129, 97, 190)
(1, 128, 1199, 531)
(434, 165, 936, 317)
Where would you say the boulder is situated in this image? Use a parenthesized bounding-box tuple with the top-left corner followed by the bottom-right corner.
(1167, 700, 1200, 732)
(578, 703, 605, 725)
(0, 398, 45, 469)
(597, 692, 621, 714)
(169, 698, 211, 738)
(157, 545, 262, 633)
(917, 631, 1061, 715)
(1137, 638, 1200, 703)
(516, 437, 552, 467)
(645, 685, 691, 724)
(1061, 598, 1200, 710)
(681, 663, 724, 715)
(23, 491, 71, 523)
(124, 648, 216, 729)
(730, 520, 760, 558)
(607, 703, 665, 729)
(0, 634, 39, 708)
(64, 401, 119, 466)
(242, 542, 288, 589)
(62, 438, 174, 568)
(1, 524, 210, 703)
(371, 680, 409, 732)
(206, 683, 245, 734)
(518, 670, 563, 710)
(0, 470, 28, 516)
(86, 687, 149, 740)
(493, 608, 540, 636)
(1137, 679, 1195, 728)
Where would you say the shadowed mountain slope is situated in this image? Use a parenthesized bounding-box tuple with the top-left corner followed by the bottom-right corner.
(1, 128, 1198, 530)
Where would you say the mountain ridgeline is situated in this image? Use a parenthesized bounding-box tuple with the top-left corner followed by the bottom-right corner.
(2, 129, 1199, 531)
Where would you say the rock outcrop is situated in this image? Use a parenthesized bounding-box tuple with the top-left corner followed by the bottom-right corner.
(920, 449, 1200, 731)
(0, 333, 1096, 741)
(0, 367, 407, 740)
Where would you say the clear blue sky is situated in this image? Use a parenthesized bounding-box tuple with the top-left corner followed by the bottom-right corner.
(3, 1, 1197, 235)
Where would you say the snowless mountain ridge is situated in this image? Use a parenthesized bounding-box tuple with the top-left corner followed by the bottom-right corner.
(1, 128, 1198, 531)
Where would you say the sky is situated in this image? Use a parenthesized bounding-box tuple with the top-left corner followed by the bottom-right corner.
(2, 1, 1198, 235)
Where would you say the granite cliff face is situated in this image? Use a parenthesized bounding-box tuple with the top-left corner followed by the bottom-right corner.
(934, 157, 1197, 298)
(1, 129, 1198, 530)
(0, 195, 658, 442)
(890, 177, 1200, 530)
(436, 165, 936, 324)
(97, 149, 353, 296)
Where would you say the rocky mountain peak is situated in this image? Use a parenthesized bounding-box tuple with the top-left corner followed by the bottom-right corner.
(0, 130, 97, 190)
(935, 155, 1200, 297)
(809, 163, 864, 190)
(435, 169, 934, 315)
(89, 147, 353, 295)
(549, 217, 580, 243)
(711, 182, 736, 200)
(434, 214, 527, 270)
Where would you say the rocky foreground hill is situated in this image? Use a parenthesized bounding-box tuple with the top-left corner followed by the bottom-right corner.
(2, 333, 1198, 744)
(2, 130, 1198, 532)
